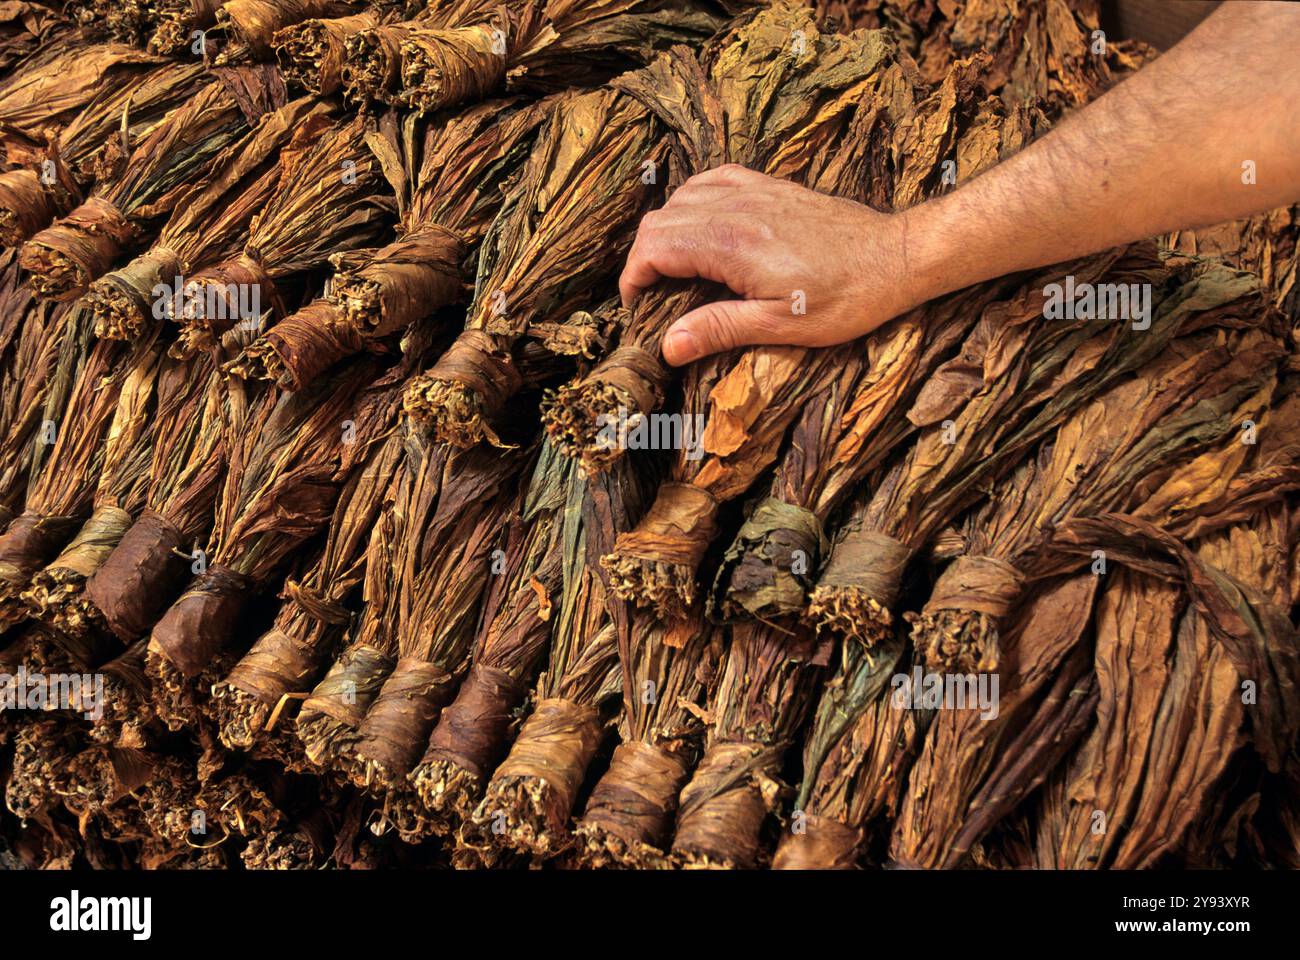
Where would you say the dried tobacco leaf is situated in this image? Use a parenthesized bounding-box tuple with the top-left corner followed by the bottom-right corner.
(273, 8, 387, 96)
(145, 353, 405, 730)
(396, 0, 726, 115)
(806, 243, 1178, 647)
(215, 0, 363, 58)
(230, 97, 547, 390)
(0, 60, 209, 247)
(172, 111, 393, 356)
(86, 96, 333, 342)
(0, 252, 74, 527)
(545, 2, 923, 471)
(908, 282, 1286, 673)
(463, 456, 649, 861)
(21, 338, 163, 663)
(18, 68, 284, 300)
(210, 429, 406, 760)
(340, 439, 531, 811)
(401, 84, 667, 447)
(669, 618, 831, 868)
(406, 439, 573, 835)
(0, 310, 161, 632)
(573, 610, 719, 868)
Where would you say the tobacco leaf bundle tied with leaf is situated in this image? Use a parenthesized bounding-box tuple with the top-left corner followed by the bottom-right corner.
(18, 66, 286, 301)
(172, 110, 394, 358)
(462, 455, 650, 862)
(0, 59, 211, 248)
(907, 267, 1287, 673)
(144, 351, 409, 731)
(340, 438, 531, 816)
(85, 96, 333, 343)
(229, 96, 548, 391)
(401, 83, 668, 448)
(405, 438, 573, 836)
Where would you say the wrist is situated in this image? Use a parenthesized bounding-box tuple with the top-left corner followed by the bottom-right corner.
(893, 194, 986, 309)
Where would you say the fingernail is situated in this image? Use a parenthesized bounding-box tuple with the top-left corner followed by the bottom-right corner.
(664, 329, 698, 365)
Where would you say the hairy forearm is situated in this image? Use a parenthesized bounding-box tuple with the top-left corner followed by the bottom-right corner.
(906, 1, 1300, 300)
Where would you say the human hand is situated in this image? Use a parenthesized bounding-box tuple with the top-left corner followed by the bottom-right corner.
(619, 164, 927, 366)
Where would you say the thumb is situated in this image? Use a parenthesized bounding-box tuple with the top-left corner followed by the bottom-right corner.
(661, 299, 792, 366)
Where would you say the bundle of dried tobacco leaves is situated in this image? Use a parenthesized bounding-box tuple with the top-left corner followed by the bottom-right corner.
(2, 0, 1297, 876)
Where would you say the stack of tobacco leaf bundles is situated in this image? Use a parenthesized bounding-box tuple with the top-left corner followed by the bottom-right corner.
(0, 0, 1296, 872)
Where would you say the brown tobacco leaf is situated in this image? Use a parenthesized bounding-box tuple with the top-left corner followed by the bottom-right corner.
(0, 253, 74, 525)
(174, 111, 394, 356)
(234, 97, 548, 390)
(888, 573, 1100, 869)
(1045, 497, 1297, 870)
(407, 440, 573, 837)
(396, 0, 726, 116)
(545, 3, 925, 472)
(0, 38, 161, 154)
(808, 244, 1179, 647)
(342, 438, 530, 808)
(146, 352, 410, 729)
(670, 618, 832, 869)
(0, 308, 161, 632)
(211, 428, 407, 761)
(86, 96, 334, 343)
(22, 337, 164, 663)
(296, 433, 444, 773)
(908, 289, 1287, 673)
(274, 10, 386, 96)
(603, 10, 944, 619)
(402, 85, 667, 447)
(0, 60, 209, 247)
(574, 605, 719, 868)
(465, 454, 650, 862)
(19, 70, 283, 301)
(215, 0, 364, 58)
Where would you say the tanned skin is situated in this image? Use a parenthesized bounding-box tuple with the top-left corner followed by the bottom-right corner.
(620, 2, 1300, 367)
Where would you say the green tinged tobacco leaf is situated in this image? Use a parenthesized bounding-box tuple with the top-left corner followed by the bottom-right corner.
(86, 96, 334, 342)
(172, 111, 394, 356)
(21, 338, 163, 663)
(401, 83, 667, 447)
(806, 243, 1178, 647)
(230, 97, 547, 390)
(407, 439, 573, 836)
(295, 428, 444, 773)
(210, 429, 406, 761)
(464, 454, 650, 862)
(771, 633, 924, 869)
(18, 67, 283, 300)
